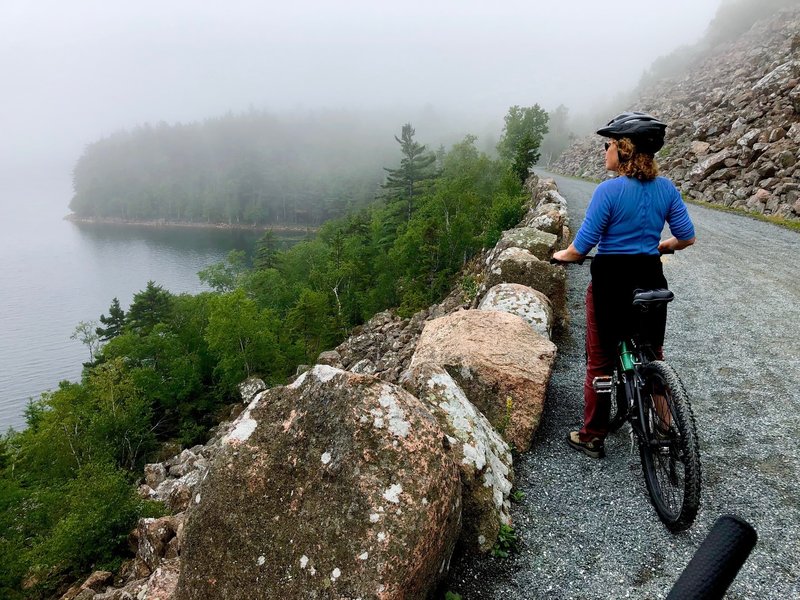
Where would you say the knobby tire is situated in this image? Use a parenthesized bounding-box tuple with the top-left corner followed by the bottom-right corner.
(638, 360, 701, 532)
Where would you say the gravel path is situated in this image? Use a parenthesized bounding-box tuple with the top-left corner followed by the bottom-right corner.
(445, 172, 800, 599)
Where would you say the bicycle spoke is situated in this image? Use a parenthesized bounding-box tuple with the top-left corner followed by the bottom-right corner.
(637, 361, 701, 532)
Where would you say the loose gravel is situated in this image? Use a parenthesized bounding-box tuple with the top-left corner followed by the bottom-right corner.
(444, 172, 800, 599)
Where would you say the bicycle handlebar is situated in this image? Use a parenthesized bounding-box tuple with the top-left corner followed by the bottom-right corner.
(666, 514, 757, 600)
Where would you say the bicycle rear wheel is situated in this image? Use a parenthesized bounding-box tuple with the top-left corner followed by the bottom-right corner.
(638, 360, 701, 532)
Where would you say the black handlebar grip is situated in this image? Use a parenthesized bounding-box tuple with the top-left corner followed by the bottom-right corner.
(666, 515, 757, 600)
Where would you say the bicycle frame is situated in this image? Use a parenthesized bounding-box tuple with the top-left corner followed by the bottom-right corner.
(617, 339, 659, 449)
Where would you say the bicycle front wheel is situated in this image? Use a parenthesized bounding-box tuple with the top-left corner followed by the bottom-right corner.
(638, 360, 701, 532)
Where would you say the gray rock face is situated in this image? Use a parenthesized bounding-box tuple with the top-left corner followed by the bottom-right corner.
(552, 6, 800, 220)
(491, 227, 558, 262)
(481, 248, 567, 326)
(316, 349, 344, 368)
(478, 283, 553, 339)
(237, 377, 266, 403)
(175, 366, 462, 600)
(401, 363, 513, 553)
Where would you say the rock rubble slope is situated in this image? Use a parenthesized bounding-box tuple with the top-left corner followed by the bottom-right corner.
(553, 6, 800, 220)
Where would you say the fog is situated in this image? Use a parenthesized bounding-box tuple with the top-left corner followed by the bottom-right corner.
(2, 0, 723, 199)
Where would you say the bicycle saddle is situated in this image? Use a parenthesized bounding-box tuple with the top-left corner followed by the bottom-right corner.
(632, 288, 674, 307)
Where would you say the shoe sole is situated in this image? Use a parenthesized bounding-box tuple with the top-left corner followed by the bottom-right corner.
(566, 435, 606, 459)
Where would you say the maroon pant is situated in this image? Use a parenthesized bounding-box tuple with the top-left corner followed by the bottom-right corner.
(579, 283, 662, 441)
(579, 283, 614, 441)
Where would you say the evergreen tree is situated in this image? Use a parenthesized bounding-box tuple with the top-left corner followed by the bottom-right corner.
(96, 298, 126, 341)
(497, 105, 549, 183)
(382, 124, 437, 222)
(126, 281, 173, 335)
(254, 230, 280, 270)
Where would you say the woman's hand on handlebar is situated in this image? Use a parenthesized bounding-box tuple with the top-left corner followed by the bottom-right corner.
(659, 236, 695, 254)
(551, 244, 585, 264)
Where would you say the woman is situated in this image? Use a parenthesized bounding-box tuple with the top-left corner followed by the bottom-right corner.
(552, 111, 696, 458)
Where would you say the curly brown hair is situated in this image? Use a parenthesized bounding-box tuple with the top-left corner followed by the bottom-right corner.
(615, 137, 659, 181)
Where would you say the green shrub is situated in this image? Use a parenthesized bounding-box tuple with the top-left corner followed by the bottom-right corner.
(491, 523, 520, 558)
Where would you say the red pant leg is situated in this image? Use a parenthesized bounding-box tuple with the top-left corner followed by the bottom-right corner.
(580, 283, 616, 441)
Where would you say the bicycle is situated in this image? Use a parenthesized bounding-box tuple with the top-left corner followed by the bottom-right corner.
(552, 254, 702, 532)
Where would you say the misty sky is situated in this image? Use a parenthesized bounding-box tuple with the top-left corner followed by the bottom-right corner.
(2, 0, 722, 192)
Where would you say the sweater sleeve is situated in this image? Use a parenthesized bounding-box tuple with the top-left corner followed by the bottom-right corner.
(666, 187, 695, 241)
(573, 185, 611, 255)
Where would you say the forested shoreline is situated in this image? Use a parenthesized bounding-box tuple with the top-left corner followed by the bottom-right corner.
(69, 110, 398, 228)
(1, 106, 549, 599)
(64, 214, 317, 233)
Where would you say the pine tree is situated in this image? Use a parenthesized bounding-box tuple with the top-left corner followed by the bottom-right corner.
(126, 282, 173, 335)
(96, 298, 126, 341)
(254, 230, 279, 270)
(382, 124, 437, 222)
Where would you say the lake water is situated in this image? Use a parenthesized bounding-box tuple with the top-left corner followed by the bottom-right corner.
(0, 180, 301, 432)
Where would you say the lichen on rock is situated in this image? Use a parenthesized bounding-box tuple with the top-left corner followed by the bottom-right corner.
(401, 363, 514, 552)
(478, 283, 554, 339)
(175, 366, 461, 600)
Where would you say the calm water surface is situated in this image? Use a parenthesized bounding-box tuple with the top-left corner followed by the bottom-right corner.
(0, 182, 298, 431)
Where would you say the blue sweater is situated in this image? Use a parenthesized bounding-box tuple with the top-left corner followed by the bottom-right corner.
(573, 176, 695, 256)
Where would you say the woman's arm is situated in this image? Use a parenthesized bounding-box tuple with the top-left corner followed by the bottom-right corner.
(658, 236, 696, 253)
(552, 243, 585, 262)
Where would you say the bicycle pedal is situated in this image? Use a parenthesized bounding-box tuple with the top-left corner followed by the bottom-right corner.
(592, 376, 614, 393)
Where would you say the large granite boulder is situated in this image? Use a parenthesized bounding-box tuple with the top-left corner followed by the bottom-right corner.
(58, 571, 113, 600)
(488, 227, 558, 262)
(401, 363, 513, 553)
(316, 349, 344, 368)
(521, 188, 570, 242)
(408, 311, 557, 452)
(175, 365, 461, 600)
(136, 559, 181, 600)
(478, 283, 553, 340)
(481, 248, 567, 326)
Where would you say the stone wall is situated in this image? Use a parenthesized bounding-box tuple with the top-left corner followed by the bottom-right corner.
(552, 6, 800, 219)
(74, 175, 573, 600)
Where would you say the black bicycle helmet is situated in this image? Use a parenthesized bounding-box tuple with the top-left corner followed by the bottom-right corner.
(596, 111, 667, 154)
